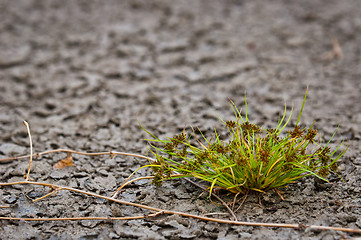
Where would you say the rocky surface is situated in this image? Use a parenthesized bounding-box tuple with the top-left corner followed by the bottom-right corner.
(0, 0, 361, 239)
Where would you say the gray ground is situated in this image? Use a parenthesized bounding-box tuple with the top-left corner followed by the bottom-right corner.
(0, 0, 361, 239)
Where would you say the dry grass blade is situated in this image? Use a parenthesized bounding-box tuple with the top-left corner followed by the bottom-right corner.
(23, 121, 33, 181)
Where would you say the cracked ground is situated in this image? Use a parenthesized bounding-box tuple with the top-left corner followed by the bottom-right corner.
(0, 0, 361, 239)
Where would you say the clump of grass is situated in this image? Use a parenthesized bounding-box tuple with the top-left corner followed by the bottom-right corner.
(142, 89, 347, 196)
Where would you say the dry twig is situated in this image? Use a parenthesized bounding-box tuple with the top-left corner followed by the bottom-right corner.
(1, 153, 361, 234)
(1, 181, 361, 233)
(1, 148, 238, 220)
(0, 123, 360, 234)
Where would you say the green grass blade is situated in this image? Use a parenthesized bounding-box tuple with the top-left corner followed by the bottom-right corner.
(296, 86, 308, 126)
(244, 92, 248, 122)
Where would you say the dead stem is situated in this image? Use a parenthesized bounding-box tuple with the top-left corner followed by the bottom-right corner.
(203, 212, 229, 216)
(183, 177, 238, 222)
(1, 181, 361, 233)
(0, 149, 157, 163)
(33, 189, 59, 202)
(1, 150, 361, 234)
(23, 121, 33, 181)
(275, 188, 285, 201)
(0, 181, 163, 212)
(234, 193, 248, 213)
(0, 212, 163, 221)
(232, 192, 241, 211)
(111, 176, 154, 199)
(111, 172, 238, 221)
(0, 149, 238, 221)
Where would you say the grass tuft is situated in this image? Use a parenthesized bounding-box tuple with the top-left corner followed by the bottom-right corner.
(142, 89, 347, 196)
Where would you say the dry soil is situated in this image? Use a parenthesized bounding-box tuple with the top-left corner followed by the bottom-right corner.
(1, 0, 361, 239)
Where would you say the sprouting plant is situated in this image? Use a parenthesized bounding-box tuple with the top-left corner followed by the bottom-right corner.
(141, 88, 347, 198)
